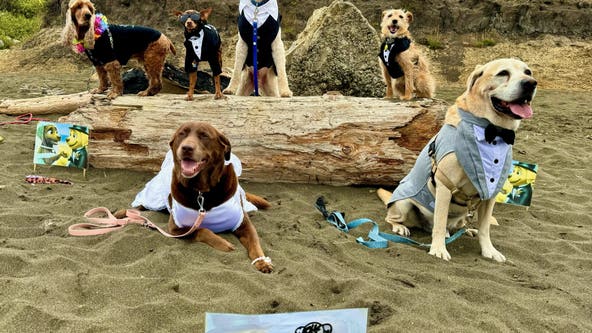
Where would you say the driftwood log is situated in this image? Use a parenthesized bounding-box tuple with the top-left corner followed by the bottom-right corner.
(50, 93, 446, 186)
(0, 93, 92, 115)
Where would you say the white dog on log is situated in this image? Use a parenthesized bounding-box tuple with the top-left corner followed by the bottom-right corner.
(223, 0, 292, 97)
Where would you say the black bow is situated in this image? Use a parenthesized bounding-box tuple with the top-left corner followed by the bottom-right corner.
(485, 124, 515, 145)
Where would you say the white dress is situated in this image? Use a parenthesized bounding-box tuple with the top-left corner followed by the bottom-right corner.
(131, 150, 256, 213)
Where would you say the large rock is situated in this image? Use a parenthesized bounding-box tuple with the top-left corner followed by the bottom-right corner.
(285, 1, 383, 97)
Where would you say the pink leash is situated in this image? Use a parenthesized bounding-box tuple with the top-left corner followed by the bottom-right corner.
(69, 207, 205, 238)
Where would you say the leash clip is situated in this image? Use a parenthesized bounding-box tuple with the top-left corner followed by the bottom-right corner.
(141, 220, 154, 230)
(197, 191, 205, 213)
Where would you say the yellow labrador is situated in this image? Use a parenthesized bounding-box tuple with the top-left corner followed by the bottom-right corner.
(378, 58, 536, 262)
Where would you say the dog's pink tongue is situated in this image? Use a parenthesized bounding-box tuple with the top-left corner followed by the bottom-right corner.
(509, 103, 533, 119)
(181, 160, 199, 177)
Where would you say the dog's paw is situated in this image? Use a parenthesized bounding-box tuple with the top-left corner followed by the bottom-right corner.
(185, 94, 194, 101)
(255, 261, 273, 274)
(214, 92, 227, 100)
(252, 256, 273, 274)
(216, 241, 235, 252)
(280, 89, 293, 98)
(90, 87, 107, 94)
(465, 228, 479, 237)
(428, 245, 451, 261)
(482, 247, 506, 263)
(222, 87, 235, 95)
(399, 94, 412, 101)
(107, 91, 121, 99)
(391, 224, 410, 237)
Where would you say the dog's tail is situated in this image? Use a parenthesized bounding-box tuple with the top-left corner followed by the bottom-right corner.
(246, 192, 271, 210)
(417, 55, 431, 73)
(376, 188, 393, 206)
(163, 34, 177, 56)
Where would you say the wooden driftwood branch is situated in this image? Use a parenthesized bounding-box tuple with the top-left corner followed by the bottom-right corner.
(0, 93, 92, 115)
(54, 93, 446, 186)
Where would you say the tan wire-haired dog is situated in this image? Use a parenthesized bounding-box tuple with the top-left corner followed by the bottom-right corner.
(378, 58, 536, 262)
(61, 0, 176, 99)
(379, 9, 435, 100)
(223, 0, 292, 97)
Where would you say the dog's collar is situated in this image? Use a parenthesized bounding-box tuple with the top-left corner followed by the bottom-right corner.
(184, 28, 203, 39)
(72, 13, 109, 54)
(381, 36, 411, 56)
(383, 36, 409, 45)
(457, 108, 515, 144)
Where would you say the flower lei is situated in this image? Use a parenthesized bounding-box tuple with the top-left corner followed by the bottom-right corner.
(72, 13, 109, 54)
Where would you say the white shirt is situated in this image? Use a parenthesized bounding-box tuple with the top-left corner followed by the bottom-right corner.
(239, 0, 279, 25)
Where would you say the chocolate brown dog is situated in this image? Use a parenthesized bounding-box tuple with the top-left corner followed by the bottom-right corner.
(168, 121, 272, 273)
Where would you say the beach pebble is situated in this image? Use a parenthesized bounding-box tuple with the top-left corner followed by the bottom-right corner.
(0, 135, 4, 143)
(43, 220, 57, 233)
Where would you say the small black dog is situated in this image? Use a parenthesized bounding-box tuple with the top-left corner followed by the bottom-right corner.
(175, 8, 224, 100)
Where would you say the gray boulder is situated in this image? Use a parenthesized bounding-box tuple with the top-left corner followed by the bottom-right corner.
(286, 1, 383, 97)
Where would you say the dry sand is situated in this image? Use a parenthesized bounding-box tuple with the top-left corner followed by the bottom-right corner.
(0, 77, 591, 332)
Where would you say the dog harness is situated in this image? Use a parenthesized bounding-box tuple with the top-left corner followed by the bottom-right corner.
(388, 108, 513, 212)
(84, 20, 162, 66)
(183, 25, 222, 76)
(379, 37, 411, 78)
(168, 188, 244, 234)
(238, 0, 280, 70)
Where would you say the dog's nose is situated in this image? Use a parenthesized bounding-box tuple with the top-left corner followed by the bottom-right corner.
(84, 13, 92, 20)
(392, 19, 398, 25)
(181, 145, 194, 155)
(521, 79, 537, 92)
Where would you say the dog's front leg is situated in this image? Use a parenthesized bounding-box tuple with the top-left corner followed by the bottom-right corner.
(477, 199, 506, 262)
(194, 228, 236, 252)
(379, 61, 394, 98)
(104, 61, 123, 99)
(223, 37, 248, 95)
(91, 65, 110, 94)
(213, 74, 225, 99)
(429, 181, 453, 261)
(271, 33, 292, 97)
(397, 55, 414, 100)
(234, 214, 273, 273)
(186, 71, 197, 101)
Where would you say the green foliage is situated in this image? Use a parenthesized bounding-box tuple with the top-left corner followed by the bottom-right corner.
(0, 0, 46, 18)
(0, 12, 42, 40)
(474, 38, 497, 48)
(425, 36, 444, 50)
(0, 0, 46, 48)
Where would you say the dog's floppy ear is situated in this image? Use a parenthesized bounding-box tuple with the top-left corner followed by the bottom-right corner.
(405, 11, 413, 24)
(61, 7, 76, 46)
(200, 8, 213, 22)
(169, 128, 180, 149)
(173, 10, 183, 18)
(466, 64, 484, 91)
(217, 131, 232, 161)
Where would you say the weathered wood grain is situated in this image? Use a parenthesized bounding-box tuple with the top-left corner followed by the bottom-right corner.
(57, 93, 446, 186)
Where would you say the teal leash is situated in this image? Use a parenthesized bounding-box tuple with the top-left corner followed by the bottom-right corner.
(315, 196, 465, 249)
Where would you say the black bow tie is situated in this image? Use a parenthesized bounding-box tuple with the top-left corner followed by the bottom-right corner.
(485, 124, 515, 145)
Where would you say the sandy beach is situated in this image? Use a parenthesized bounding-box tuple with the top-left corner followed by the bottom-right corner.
(1, 74, 591, 332)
